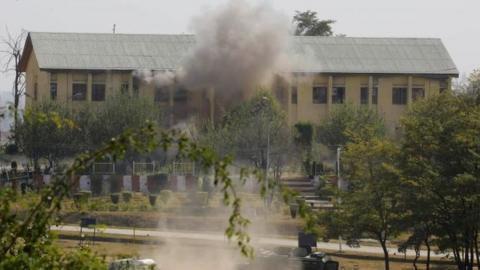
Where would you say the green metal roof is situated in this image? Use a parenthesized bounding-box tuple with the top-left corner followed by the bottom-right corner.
(23, 32, 458, 76)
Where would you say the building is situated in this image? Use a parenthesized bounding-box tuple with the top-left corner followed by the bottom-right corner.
(19, 32, 459, 131)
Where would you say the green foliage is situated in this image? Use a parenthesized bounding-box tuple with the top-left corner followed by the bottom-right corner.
(201, 91, 293, 174)
(159, 190, 172, 204)
(293, 10, 335, 36)
(317, 104, 385, 150)
(400, 91, 480, 269)
(122, 191, 132, 203)
(16, 95, 163, 169)
(324, 136, 405, 270)
(16, 101, 79, 168)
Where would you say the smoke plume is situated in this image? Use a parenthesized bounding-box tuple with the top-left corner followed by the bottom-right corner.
(181, 0, 290, 96)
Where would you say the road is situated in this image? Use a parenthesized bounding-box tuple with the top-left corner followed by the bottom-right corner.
(52, 225, 444, 258)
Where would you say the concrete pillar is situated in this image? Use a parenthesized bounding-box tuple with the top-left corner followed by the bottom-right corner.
(327, 75, 333, 112)
(128, 72, 133, 95)
(407, 75, 413, 105)
(87, 73, 93, 102)
(67, 72, 73, 102)
(368, 76, 374, 108)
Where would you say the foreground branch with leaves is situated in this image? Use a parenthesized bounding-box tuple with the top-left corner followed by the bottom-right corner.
(1, 112, 316, 268)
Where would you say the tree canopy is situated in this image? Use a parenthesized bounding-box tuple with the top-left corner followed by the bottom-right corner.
(293, 10, 335, 36)
(317, 104, 385, 150)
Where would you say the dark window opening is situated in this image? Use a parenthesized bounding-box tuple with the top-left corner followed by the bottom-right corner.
(291, 86, 298, 104)
(312, 86, 327, 104)
(92, 84, 106, 101)
(72, 83, 87, 101)
(332, 86, 345, 104)
(412, 88, 425, 101)
(360, 87, 369, 104)
(154, 87, 170, 103)
(392, 87, 407, 105)
(50, 82, 57, 100)
(174, 88, 188, 103)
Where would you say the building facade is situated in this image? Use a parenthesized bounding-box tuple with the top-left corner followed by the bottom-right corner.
(20, 32, 458, 131)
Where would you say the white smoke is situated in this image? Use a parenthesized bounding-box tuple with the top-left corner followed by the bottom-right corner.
(133, 70, 177, 87)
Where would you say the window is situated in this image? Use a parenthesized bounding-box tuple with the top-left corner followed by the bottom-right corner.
(174, 87, 188, 103)
(372, 87, 378, 104)
(120, 82, 129, 95)
(50, 73, 57, 100)
(291, 86, 298, 104)
(392, 87, 407, 105)
(312, 86, 327, 104)
(440, 80, 448, 93)
(72, 83, 87, 101)
(332, 86, 345, 104)
(154, 87, 169, 103)
(92, 83, 106, 101)
(360, 87, 369, 104)
(50, 82, 57, 100)
(412, 88, 425, 101)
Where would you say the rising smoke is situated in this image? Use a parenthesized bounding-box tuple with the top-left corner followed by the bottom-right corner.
(181, 0, 290, 96)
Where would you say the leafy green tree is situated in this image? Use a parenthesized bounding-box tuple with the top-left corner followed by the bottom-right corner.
(317, 104, 385, 150)
(293, 10, 335, 36)
(400, 92, 480, 270)
(326, 133, 405, 270)
(201, 91, 293, 181)
(16, 101, 79, 170)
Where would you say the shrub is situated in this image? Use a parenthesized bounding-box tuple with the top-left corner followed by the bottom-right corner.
(122, 191, 132, 203)
(159, 190, 172, 204)
(73, 192, 91, 209)
(148, 194, 157, 206)
(110, 193, 120, 204)
(90, 175, 103, 196)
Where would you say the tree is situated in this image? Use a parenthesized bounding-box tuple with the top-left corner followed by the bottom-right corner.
(317, 104, 385, 150)
(16, 101, 79, 171)
(1, 29, 26, 144)
(293, 10, 335, 36)
(400, 92, 480, 270)
(16, 95, 163, 170)
(331, 134, 405, 270)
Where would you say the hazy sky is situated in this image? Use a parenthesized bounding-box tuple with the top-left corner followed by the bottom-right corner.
(0, 0, 479, 107)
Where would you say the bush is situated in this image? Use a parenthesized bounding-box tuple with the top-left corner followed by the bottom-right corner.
(73, 191, 91, 209)
(148, 195, 157, 206)
(110, 193, 120, 204)
(109, 175, 122, 193)
(122, 191, 132, 203)
(159, 190, 172, 204)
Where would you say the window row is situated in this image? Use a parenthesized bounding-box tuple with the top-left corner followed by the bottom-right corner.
(290, 86, 424, 105)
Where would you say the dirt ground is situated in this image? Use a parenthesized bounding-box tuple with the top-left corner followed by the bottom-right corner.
(56, 239, 456, 270)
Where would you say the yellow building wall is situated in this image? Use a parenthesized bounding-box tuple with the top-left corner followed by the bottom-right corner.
(24, 49, 452, 132)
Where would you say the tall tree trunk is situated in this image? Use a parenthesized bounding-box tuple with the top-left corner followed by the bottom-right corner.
(474, 229, 479, 270)
(425, 238, 431, 270)
(413, 245, 420, 270)
(380, 240, 390, 270)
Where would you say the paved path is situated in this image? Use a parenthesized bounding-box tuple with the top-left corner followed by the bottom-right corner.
(52, 225, 444, 258)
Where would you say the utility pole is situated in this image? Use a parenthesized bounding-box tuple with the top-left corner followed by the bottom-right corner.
(112, 24, 116, 34)
(337, 145, 343, 252)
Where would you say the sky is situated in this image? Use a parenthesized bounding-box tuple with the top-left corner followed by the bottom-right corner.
(0, 0, 479, 112)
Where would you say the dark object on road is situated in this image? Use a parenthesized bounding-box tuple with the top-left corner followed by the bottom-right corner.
(239, 232, 339, 270)
(346, 239, 360, 248)
(108, 258, 157, 270)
